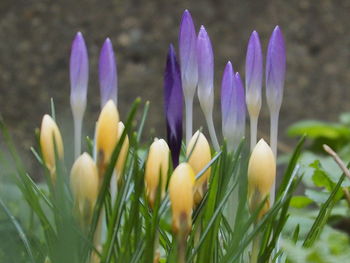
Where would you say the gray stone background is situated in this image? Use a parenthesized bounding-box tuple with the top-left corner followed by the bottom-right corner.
(1, 0, 350, 175)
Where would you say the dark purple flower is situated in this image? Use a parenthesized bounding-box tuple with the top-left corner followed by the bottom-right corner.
(266, 26, 286, 113)
(99, 38, 118, 108)
(164, 44, 183, 167)
(70, 32, 89, 111)
(179, 9, 198, 98)
(245, 30, 263, 118)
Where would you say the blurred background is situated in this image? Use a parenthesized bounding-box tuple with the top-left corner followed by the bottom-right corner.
(1, 0, 350, 176)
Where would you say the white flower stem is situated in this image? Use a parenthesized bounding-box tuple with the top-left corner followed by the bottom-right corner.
(269, 111, 279, 206)
(73, 117, 83, 159)
(185, 97, 193, 146)
(205, 113, 220, 151)
(250, 116, 258, 151)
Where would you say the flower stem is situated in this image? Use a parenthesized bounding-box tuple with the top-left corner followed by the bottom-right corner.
(269, 111, 279, 205)
(250, 233, 260, 263)
(73, 117, 83, 159)
(250, 116, 258, 151)
(185, 97, 193, 146)
(205, 113, 220, 151)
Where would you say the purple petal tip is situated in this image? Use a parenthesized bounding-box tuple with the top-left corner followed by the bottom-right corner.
(99, 38, 118, 108)
(70, 32, 89, 100)
(266, 26, 286, 111)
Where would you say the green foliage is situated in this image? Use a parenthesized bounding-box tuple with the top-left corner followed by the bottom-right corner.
(0, 106, 348, 263)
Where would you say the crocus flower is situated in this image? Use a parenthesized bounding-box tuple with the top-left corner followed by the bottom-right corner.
(145, 138, 170, 208)
(186, 130, 211, 205)
(179, 9, 198, 145)
(266, 26, 285, 205)
(245, 31, 263, 150)
(169, 162, 195, 234)
(163, 44, 183, 168)
(40, 114, 64, 179)
(266, 26, 286, 158)
(247, 139, 276, 219)
(221, 63, 246, 151)
(95, 100, 119, 178)
(99, 38, 118, 108)
(70, 152, 99, 224)
(70, 32, 88, 158)
(197, 26, 220, 151)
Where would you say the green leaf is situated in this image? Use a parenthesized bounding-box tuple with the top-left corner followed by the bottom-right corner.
(290, 196, 313, 208)
(287, 120, 350, 140)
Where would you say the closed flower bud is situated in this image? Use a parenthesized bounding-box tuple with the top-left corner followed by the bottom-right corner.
(247, 139, 276, 218)
(186, 131, 211, 205)
(40, 114, 64, 178)
(70, 153, 99, 222)
(95, 100, 119, 177)
(169, 163, 195, 235)
(115, 122, 129, 181)
(99, 38, 118, 108)
(145, 138, 170, 208)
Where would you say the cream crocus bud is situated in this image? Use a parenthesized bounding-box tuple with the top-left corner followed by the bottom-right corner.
(40, 114, 64, 178)
(247, 139, 276, 218)
(169, 163, 195, 235)
(70, 153, 99, 223)
(145, 138, 170, 208)
(115, 122, 129, 182)
(186, 131, 211, 205)
(95, 100, 119, 177)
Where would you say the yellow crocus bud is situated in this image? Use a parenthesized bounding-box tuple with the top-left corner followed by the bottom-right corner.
(70, 153, 99, 224)
(145, 138, 170, 208)
(169, 163, 195, 235)
(115, 122, 129, 182)
(40, 114, 64, 178)
(95, 100, 119, 177)
(186, 130, 211, 205)
(247, 139, 276, 219)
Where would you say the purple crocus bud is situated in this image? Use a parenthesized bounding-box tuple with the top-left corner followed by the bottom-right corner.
(164, 44, 183, 167)
(221, 61, 234, 140)
(197, 25, 214, 117)
(70, 32, 89, 158)
(179, 9, 198, 99)
(266, 26, 286, 113)
(70, 32, 88, 115)
(221, 64, 246, 151)
(99, 38, 118, 108)
(245, 30, 263, 118)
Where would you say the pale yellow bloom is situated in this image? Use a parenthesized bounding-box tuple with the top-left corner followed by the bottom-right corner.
(145, 138, 170, 207)
(247, 139, 276, 218)
(40, 114, 64, 178)
(186, 131, 211, 205)
(169, 163, 195, 234)
(115, 122, 129, 182)
(95, 100, 119, 177)
(70, 153, 99, 222)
